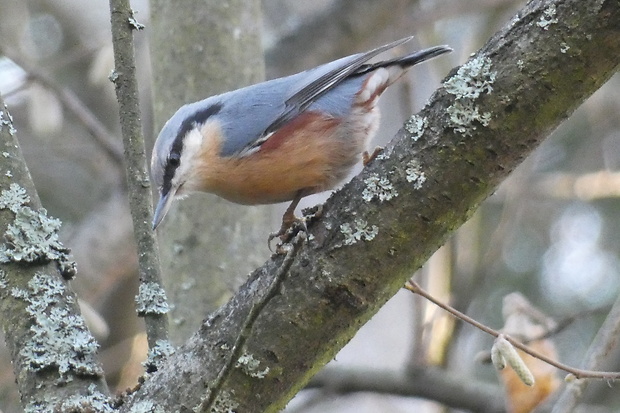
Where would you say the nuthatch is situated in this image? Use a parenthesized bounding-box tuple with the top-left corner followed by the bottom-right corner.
(151, 37, 451, 235)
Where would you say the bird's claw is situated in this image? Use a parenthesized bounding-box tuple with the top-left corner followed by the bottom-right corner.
(268, 217, 307, 254)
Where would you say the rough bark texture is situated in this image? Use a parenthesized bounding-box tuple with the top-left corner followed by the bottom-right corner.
(123, 0, 620, 411)
(149, 0, 269, 344)
(0, 99, 109, 411)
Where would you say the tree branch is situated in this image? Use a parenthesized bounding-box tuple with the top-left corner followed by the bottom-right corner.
(108, 0, 169, 351)
(201, 232, 306, 411)
(122, 0, 620, 410)
(305, 365, 506, 413)
(0, 97, 110, 411)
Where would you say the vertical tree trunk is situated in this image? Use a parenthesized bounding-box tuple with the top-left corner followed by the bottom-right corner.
(149, 0, 268, 343)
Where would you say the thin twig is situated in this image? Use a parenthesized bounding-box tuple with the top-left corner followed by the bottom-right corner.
(109, 0, 169, 349)
(201, 233, 306, 412)
(404, 280, 620, 381)
(0, 46, 124, 166)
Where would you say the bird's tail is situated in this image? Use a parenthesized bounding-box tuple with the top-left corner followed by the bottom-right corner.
(355, 44, 452, 93)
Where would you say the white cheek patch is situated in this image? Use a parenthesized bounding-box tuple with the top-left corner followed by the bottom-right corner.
(172, 126, 204, 189)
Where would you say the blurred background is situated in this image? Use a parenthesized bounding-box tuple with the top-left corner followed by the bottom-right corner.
(0, 0, 619, 412)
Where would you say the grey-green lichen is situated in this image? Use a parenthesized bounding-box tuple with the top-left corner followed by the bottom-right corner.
(235, 352, 270, 379)
(446, 100, 492, 135)
(0, 183, 30, 213)
(405, 160, 427, 190)
(143, 339, 175, 372)
(444, 56, 496, 136)
(0, 206, 73, 266)
(53, 383, 114, 413)
(0, 104, 17, 136)
(0, 184, 76, 278)
(405, 115, 428, 141)
(135, 282, 170, 316)
(26, 385, 114, 413)
(362, 173, 398, 202)
(537, 4, 558, 30)
(128, 9, 145, 31)
(0, 269, 6, 288)
(13, 272, 102, 380)
(339, 219, 379, 246)
(208, 390, 239, 413)
(128, 400, 166, 413)
(108, 69, 119, 83)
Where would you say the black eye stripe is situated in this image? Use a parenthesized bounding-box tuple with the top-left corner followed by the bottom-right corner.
(159, 102, 223, 197)
(161, 158, 178, 197)
(175, 102, 223, 147)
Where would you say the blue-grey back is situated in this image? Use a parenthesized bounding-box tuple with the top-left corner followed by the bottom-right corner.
(204, 54, 367, 157)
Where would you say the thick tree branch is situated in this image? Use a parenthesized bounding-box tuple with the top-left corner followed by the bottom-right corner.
(122, 0, 620, 410)
(108, 0, 169, 351)
(0, 98, 110, 411)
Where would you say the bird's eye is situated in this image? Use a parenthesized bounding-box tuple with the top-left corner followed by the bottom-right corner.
(168, 153, 181, 167)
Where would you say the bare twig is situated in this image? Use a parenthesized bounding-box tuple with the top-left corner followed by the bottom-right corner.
(405, 281, 620, 381)
(0, 46, 124, 166)
(108, 0, 169, 349)
(201, 233, 306, 412)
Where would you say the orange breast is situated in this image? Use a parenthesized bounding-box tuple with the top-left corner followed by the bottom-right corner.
(195, 112, 363, 205)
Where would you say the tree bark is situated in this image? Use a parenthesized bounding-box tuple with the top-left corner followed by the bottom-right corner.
(0, 98, 109, 411)
(123, 0, 620, 411)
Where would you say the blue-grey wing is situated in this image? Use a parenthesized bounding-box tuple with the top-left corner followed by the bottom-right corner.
(264, 37, 413, 135)
(213, 37, 414, 157)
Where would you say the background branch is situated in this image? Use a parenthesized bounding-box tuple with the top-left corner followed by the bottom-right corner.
(148, 0, 269, 344)
(549, 291, 620, 412)
(0, 46, 124, 167)
(305, 365, 506, 413)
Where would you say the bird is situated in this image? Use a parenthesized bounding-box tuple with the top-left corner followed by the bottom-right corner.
(150, 37, 451, 240)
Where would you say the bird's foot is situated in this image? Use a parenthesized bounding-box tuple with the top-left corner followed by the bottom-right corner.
(268, 216, 306, 254)
(268, 205, 323, 254)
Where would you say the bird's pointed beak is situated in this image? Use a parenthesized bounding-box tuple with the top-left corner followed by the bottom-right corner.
(152, 189, 175, 230)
